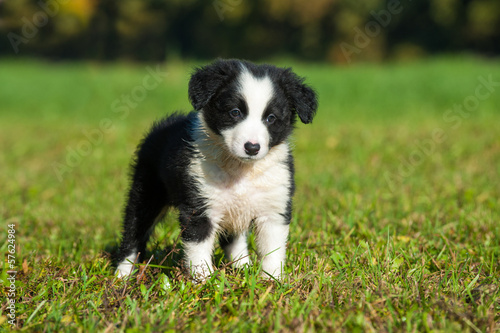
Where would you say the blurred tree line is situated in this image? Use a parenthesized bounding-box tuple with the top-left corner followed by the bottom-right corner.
(1, 0, 499, 63)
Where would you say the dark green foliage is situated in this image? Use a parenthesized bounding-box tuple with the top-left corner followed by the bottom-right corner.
(1, 0, 499, 62)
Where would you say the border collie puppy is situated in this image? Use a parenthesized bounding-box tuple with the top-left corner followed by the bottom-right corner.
(116, 59, 318, 280)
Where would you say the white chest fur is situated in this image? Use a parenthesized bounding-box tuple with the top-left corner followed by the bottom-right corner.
(189, 139, 291, 235)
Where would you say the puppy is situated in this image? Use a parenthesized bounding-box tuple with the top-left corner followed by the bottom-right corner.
(116, 59, 318, 280)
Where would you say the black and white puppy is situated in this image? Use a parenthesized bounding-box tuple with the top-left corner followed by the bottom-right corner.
(116, 59, 318, 280)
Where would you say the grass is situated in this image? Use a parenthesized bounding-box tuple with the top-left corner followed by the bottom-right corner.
(0, 56, 499, 332)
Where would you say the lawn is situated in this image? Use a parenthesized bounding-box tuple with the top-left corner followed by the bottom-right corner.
(0, 56, 499, 332)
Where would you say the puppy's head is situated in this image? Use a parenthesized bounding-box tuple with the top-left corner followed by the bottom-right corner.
(189, 59, 318, 161)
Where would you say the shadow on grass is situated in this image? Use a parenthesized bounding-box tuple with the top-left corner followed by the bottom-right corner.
(102, 235, 245, 284)
(102, 241, 185, 279)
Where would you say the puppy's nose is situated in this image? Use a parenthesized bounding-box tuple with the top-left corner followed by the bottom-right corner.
(244, 142, 260, 156)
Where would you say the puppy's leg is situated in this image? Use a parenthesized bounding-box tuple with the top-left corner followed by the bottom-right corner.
(183, 235, 216, 281)
(220, 233, 251, 268)
(180, 210, 216, 281)
(116, 169, 166, 278)
(254, 217, 289, 279)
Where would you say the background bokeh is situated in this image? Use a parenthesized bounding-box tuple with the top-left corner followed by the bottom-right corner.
(1, 0, 499, 62)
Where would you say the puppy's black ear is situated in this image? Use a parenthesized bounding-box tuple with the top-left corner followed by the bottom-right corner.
(279, 69, 318, 124)
(188, 59, 239, 111)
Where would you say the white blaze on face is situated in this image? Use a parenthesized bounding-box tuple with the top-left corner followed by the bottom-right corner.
(221, 70, 274, 160)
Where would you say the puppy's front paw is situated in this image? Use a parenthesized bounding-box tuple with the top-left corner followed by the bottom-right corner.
(261, 259, 285, 280)
(189, 261, 213, 283)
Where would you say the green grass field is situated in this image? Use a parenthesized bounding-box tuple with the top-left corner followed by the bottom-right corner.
(1, 56, 499, 332)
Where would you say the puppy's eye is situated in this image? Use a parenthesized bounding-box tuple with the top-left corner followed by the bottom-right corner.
(229, 108, 242, 119)
(266, 114, 277, 124)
